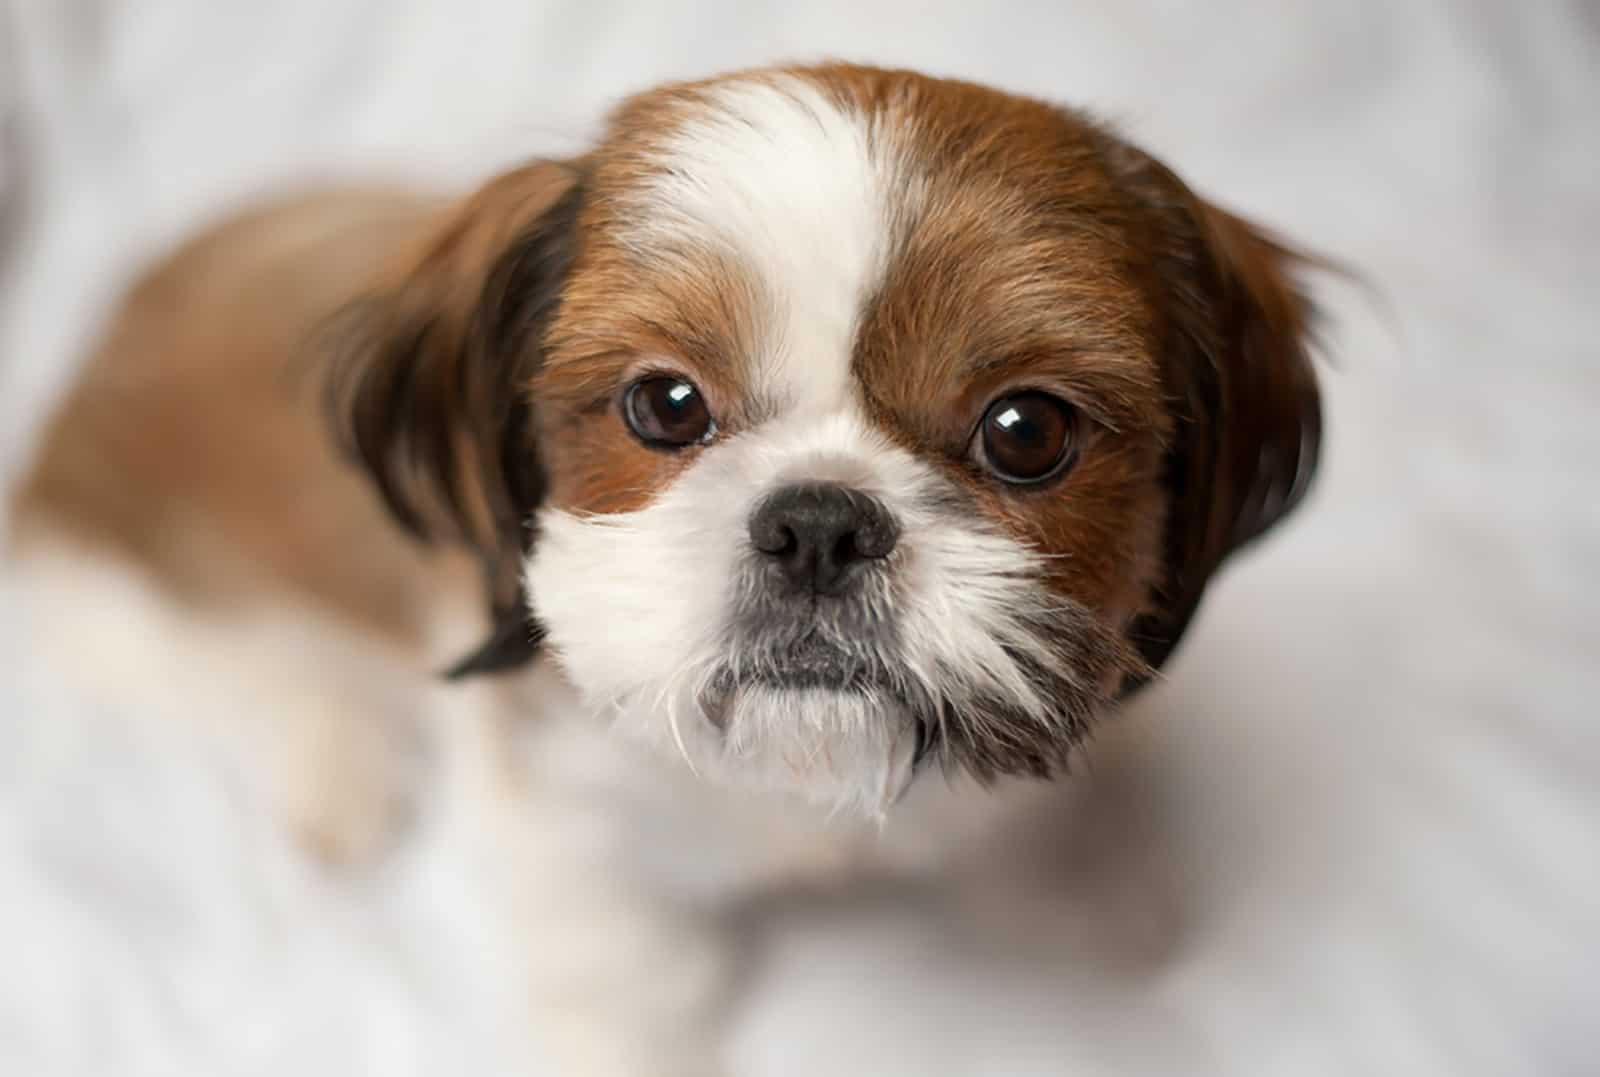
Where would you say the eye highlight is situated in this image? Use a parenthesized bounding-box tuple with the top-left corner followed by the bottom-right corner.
(623, 375, 715, 448)
(974, 391, 1079, 484)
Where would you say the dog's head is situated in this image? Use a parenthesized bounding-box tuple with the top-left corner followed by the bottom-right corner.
(330, 64, 1321, 812)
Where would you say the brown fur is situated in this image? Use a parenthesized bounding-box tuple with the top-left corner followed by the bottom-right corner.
(10, 187, 481, 649)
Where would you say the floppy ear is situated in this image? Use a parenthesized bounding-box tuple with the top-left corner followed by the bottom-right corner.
(1108, 146, 1323, 681)
(324, 160, 585, 676)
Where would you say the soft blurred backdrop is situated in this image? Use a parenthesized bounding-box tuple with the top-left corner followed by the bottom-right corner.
(1, 2, 1596, 1074)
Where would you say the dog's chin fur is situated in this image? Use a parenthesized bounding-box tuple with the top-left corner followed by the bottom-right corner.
(673, 683, 924, 819)
(526, 410, 1144, 816)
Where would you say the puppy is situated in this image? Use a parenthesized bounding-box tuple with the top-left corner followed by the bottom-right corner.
(10, 63, 1320, 1074)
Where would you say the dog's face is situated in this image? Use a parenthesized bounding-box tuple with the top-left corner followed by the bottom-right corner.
(332, 65, 1320, 812)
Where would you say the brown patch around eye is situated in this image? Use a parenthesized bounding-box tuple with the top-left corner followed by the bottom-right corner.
(533, 345, 729, 517)
(524, 141, 782, 518)
(961, 434, 1169, 627)
(528, 212, 760, 517)
(541, 404, 697, 515)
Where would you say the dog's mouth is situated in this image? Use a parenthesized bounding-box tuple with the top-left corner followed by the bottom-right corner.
(697, 632, 935, 773)
(752, 635, 884, 689)
(704, 632, 892, 703)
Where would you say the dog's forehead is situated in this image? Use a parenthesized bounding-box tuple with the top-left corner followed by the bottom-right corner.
(606, 72, 908, 418)
(591, 68, 1147, 426)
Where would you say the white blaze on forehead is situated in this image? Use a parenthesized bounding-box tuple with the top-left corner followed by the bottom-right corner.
(626, 74, 910, 415)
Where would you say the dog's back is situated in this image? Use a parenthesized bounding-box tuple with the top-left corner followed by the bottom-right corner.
(9, 188, 478, 651)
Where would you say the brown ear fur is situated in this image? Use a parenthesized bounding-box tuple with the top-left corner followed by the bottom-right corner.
(324, 160, 585, 675)
(1108, 144, 1323, 680)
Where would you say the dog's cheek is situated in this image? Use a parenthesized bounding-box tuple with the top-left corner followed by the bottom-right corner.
(523, 450, 758, 705)
(956, 432, 1169, 632)
(523, 510, 700, 705)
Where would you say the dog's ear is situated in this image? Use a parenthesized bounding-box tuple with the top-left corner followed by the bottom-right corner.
(1105, 143, 1323, 682)
(325, 160, 585, 676)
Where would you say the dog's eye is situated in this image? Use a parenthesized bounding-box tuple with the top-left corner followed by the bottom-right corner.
(975, 391, 1078, 484)
(623, 376, 715, 448)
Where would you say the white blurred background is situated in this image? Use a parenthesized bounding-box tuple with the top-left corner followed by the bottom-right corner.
(1, 2, 1596, 1074)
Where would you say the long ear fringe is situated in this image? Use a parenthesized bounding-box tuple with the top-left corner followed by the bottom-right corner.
(320, 163, 585, 677)
(1096, 131, 1326, 688)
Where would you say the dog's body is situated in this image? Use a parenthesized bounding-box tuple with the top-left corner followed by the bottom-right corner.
(9, 64, 1321, 1074)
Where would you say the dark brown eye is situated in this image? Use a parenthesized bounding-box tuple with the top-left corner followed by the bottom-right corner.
(623, 376, 715, 448)
(976, 391, 1078, 484)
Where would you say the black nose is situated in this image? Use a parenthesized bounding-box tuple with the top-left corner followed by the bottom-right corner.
(748, 483, 899, 595)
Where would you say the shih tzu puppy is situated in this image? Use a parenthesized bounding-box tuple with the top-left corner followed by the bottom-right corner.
(11, 63, 1321, 1075)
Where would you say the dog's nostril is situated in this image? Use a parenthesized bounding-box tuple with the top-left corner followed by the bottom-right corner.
(831, 531, 858, 567)
(748, 482, 898, 594)
(751, 517, 797, 556)
(852, 517, 894, 559)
